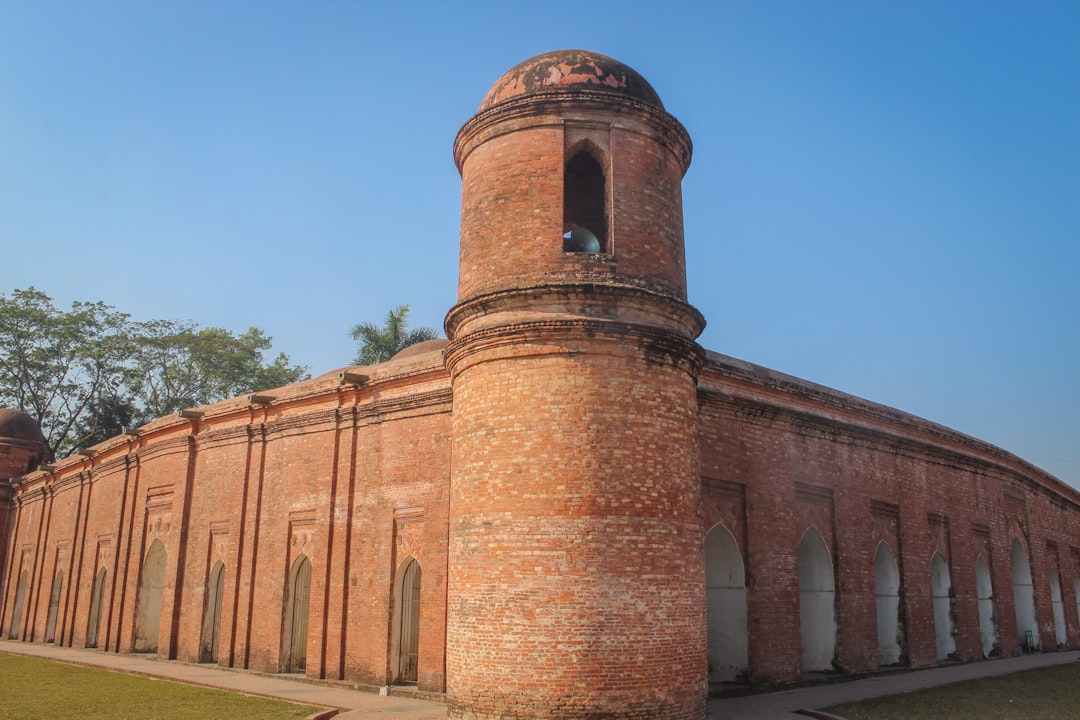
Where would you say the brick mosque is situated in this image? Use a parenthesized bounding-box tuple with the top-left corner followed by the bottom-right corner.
(2, 50, 1079, 720)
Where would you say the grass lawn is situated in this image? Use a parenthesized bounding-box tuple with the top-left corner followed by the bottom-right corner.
(825, 662, 1080, 720)
(0, 652, 324, 720)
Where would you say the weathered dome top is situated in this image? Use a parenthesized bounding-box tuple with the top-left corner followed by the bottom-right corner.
(479, 50, 664, 111)
(390, 338, 448, 361)
(0, 409, 45, 445)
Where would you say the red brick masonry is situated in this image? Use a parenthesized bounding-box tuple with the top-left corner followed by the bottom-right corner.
(2, 49, 1077, 720)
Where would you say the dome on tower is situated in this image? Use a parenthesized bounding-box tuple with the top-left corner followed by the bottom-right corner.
(479, 50, 664, 111)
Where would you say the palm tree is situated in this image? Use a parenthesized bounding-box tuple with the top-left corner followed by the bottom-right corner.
(349, 305, 439, 365)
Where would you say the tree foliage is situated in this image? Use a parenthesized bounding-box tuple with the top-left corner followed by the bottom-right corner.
(349, 304, 439, 366)
(0, 288, 308, 460)
(71, 395, 138, 451)
(0, 288, 132, 459)
(127, 320, 306, 418)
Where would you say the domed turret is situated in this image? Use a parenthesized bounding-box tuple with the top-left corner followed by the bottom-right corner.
(451, 49, 695, 332)
(0, 409, 48, 479)
(445, 51, 706, 720)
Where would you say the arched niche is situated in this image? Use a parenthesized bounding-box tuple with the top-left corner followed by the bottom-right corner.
(200, 561, 226, 663)
(1010, 538, 1039, 651)
(281, 554, 312, 673)
(133, 540, 167, 653)
(704, 523, 748, 682)
(931, 552, 956, 660)
(974, 555, 999, 656)
(8, 569, 28, 640)
(391, 556, 422, 685)
(1049, 569, 1067, 648)
(1074, 576, 1080, 630)
(86, 567, 107, 648)
(797, 528, 836, 673)
(873, 542, 903, 666)
(45, 569, 64, 643)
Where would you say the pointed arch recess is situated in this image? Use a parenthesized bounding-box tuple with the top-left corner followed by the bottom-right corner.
(86, 567, 108, 648)
(1010, 538, 1038, 651)
(1049, 569, 1067, 648)
(392, 556, 422, 685)
(8, 569, 29, 640)
(200, 561, 226, 663)
(1074, 575, 1080, 630)
(704, 523, 748, 682)
(45, 569, 64, 643)
(797, 528, 836, 673)
(873, 541, 903, 666)
(133, 539, 167, 653)
(282, 554, 312, 673)
(975, 555, 998, 656)
(931, 552, 956, 660)
(563, 144, 608, 253)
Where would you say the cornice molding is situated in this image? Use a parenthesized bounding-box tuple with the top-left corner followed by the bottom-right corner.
(197, 424, 255, 448)
(445, 317, 704, 379)
(136, 435, 191, 462)
(454, 90, 692, 174)
(698, 386, 1080, 513)
(445, 282, 704, 340)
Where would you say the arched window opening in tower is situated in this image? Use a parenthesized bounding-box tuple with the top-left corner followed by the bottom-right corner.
(563, 150, 607, 253)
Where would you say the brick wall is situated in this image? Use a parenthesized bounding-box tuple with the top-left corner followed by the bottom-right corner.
(0, 349, 452, 695)
(699, 351, 1080, 684)
(1, 330, 1078, 716)
(2, 50, 1079, 720)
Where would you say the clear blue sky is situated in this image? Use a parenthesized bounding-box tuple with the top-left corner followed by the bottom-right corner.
(2, 1, 1077, 488)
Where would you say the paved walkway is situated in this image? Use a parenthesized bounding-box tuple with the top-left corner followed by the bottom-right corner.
(2, 639, 1077, 719)
(708, 650, 1080, 719)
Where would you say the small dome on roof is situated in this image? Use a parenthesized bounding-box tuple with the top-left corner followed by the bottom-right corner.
(0, 408, 48, 478)
(479, 50, 663, 111)
(0, 409, 45, 445)
(391, 338, 448, 361)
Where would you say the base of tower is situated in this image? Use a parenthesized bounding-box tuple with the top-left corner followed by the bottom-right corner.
(446, 685, 707, 720)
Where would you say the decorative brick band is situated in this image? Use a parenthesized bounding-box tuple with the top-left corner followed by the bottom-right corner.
(445, 317, 704, 380)
(454, 89, 692, 172)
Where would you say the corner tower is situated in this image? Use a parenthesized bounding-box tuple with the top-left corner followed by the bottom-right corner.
(0, 409, 48, 593)
(444, 51, 707, 719)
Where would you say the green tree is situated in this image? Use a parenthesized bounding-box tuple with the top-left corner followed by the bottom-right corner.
(349, 305, 439, 365)
(0, 288, 133, 459)
(71, 395, 138, 450)
(126, 321, 308, 418)
(0, 288, 309, 460)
